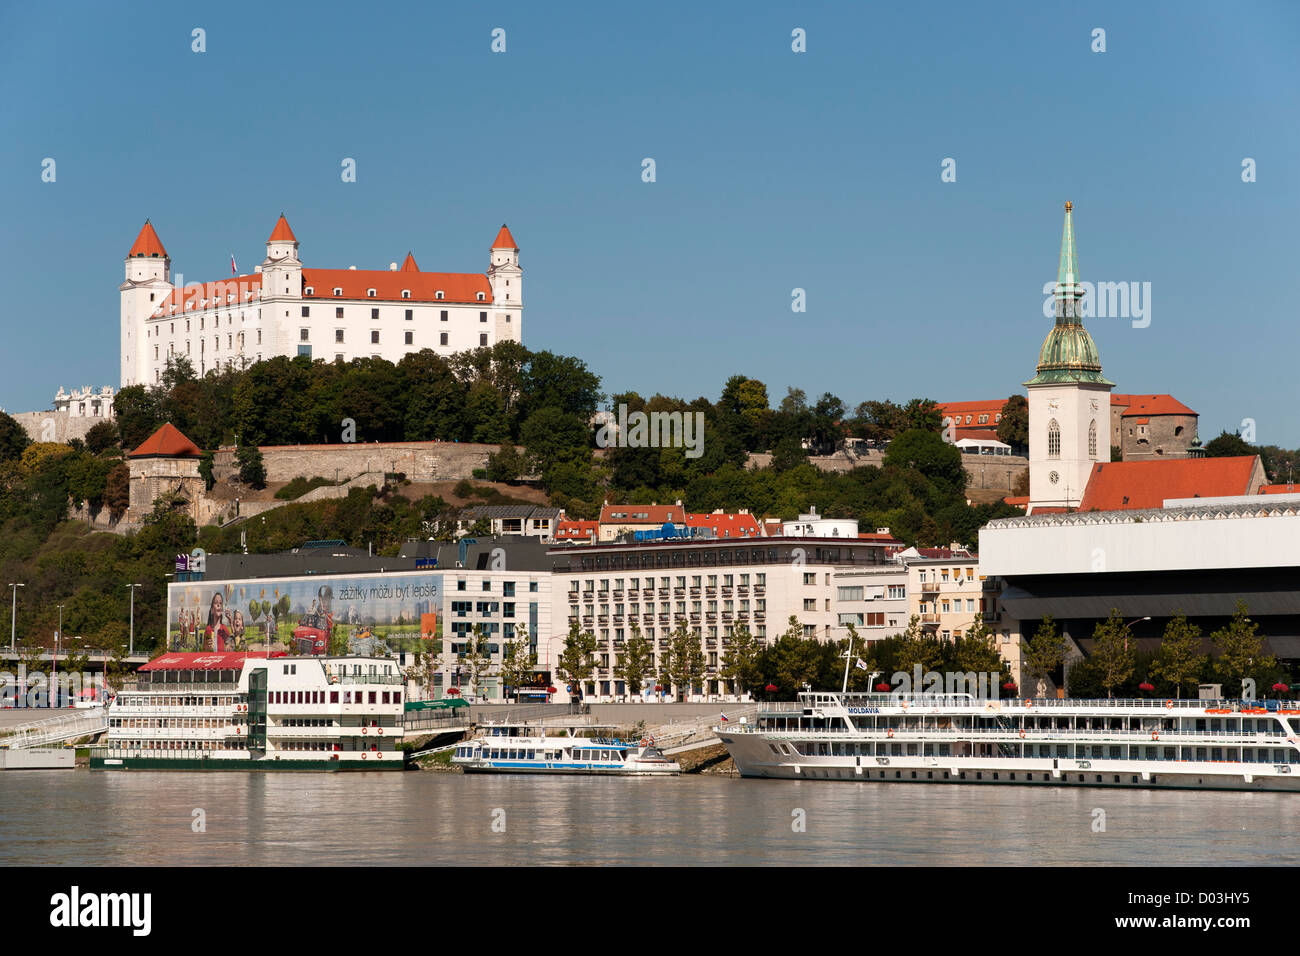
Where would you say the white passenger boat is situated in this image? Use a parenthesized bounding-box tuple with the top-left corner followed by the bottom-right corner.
(451, 723, 681, 775)
(715, 691, 1300, 791)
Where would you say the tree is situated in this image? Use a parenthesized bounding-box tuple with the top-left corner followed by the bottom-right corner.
(497, 623, 535, 698)
(952, 614, 1003, 675)
(614, 624, 655, 696)
(995, 395, 1028, 451)
(555, 620, 597, 699)
(719, 621, 762, 696)
(661, 621, 706, 701)
(84, 421, 120, 455)
(883, 429, 966, 495)
(1210, 600, 1275, 697)
(1150, 612, 1206, 699)
(104, 463, 131, 521)
(903, 398, 942, 433)
(1011, 468, 1029, 497)
(198, 450, 216, 491)
(1091, 609, 1136, 698)
(1203, 430, 1254, 459)
(485, 443, 525, 483)
(519, 407, 589, 474)
(236, 444, 266, 489)
(461, 623, 494, 700)
(0, 411, 30, 463)
(1021, 615, 1067, 698)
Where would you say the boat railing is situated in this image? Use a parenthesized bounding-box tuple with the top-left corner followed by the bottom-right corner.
(724, 725, 1298, 743)
(779, 694, 1264, 712)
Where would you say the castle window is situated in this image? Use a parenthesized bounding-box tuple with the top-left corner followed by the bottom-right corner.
(1047, 419, 1061, 458)
(304, 287, 313, 295)
(1174, 426, 1184, 437)
(336, 307, 344, 319)
(402, 290, 411, 299)
(150, 293, 155, 302)
(371, 308, 379, 320)
(405, 309, 413, 321)
(300, 328, 309, 342)
(1088, 420, 1097, 459)
(480, 333, 488, 347)
(335, 354, 344, 362)
(405, 331, 413, 345)
(333, 288, 342, 296)
(436, 291, 444, 300)
(440, 332, 448, 346)
(480, 312, 488, 322)
(367, 289, 376, 298)
(371, 330, 379, 344)
(335, 329, 344, 343)
(477, 292, 485, 301)
(301, 306, 310, 317)
(440, 310, 448, 321)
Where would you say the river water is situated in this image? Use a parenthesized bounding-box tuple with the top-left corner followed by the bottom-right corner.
(2, 771, 1296, 866)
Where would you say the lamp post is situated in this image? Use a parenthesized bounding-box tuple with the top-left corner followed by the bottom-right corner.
(8, 582, 23, 652)
(1122, 616, 1152, 652)
(54, 604, 64, 708)
(126, 584, 142, 657)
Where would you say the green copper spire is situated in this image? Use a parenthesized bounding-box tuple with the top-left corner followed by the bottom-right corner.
(1025, 201, 1114, 387)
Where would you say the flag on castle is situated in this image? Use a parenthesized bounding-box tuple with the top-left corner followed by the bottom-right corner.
(230, 254, 237, 276)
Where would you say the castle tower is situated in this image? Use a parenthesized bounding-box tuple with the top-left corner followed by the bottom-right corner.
(1025, 202, 1114, 511)
(260, 214, 303, 357)
(487, 224, 522, 343)
(120, 220, 174, 386)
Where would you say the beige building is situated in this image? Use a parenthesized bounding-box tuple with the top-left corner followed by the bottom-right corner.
(548, 535, 897, 700)
(127, 423, 204, 525)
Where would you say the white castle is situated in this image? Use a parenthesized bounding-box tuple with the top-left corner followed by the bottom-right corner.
(120, 216, 523, 386)
(54, 386, 116, 419)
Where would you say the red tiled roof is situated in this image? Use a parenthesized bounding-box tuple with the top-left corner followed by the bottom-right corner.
(555, 520, 599, 539)
(1260, 484, 1299, 495)
(1003, 496, 1030, 509)
(152, 275, 262, 316)
(1119, 395, 1197, 417)
(492, 224, 518, 249)
(936, 400, 1006, 431)
(684, 512, 761, 538)
(142, 652, 249, 672)
(1078, 456, 1261, 512)
(267, 214, 297, 243)
(857, 531, 903, 543)
(599, 504, 684, 525)
(129, 423, 202, 459)
(400, 252, 419, 272)
(302, 268, 491, 305)
(128, 220, 168, 258)
(955, 429, 1002, 442)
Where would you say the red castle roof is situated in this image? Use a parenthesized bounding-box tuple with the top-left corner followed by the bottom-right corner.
(492, 224, 518, 249)
(128, 220, 168, 258)
(129, 423, 202, 459)
(400, 251, 419, 272)
(267, 214, 298, 243)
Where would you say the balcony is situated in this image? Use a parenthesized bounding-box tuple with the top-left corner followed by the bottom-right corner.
(919, 580, 939, 593)
(754, 586, 765, 596)
(612, 590, 624, 600)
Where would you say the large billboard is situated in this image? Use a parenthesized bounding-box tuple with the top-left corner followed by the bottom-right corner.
(167, 572, 443, 655)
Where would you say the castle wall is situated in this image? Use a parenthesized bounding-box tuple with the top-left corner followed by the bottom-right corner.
(211, 441, 499, 485)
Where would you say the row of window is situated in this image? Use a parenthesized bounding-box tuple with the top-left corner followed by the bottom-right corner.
(574, 574, 767, 592)
(269, 689, 401, 705)
(575, 600, 766, 616)
(1046, 419, 1100, 459)
(301, 306, 493, 322)
(454, 580, 538, 594)
(304, 287, 487, 302)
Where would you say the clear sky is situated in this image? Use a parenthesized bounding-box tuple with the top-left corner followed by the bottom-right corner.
(2, 1, 1297, 443)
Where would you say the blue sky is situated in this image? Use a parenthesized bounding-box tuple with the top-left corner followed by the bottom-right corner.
(3, 1, 1298, 443)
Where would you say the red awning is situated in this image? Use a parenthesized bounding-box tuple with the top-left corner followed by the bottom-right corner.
(141, 652, 250, 672)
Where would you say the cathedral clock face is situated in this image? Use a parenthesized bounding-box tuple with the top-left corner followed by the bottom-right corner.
(1049, 471, 1060, 485)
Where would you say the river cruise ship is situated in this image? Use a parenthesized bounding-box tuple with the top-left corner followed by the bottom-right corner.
(91, 652, 406, 771)
(451, 723, 681, 775)
(715, 691, 1300, 791)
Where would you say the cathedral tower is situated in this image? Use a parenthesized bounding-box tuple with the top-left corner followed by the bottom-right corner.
(1025, 202, 1114, 511)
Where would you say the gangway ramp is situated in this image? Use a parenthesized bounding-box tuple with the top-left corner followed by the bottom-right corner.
(0, 708, 109, 749)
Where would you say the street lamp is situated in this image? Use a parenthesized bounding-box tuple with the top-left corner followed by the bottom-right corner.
(54, 604, 65, 709)
(126, 584, 142, 657)
(8, 582, 23, 652)
(1122, 616, 1152, 651)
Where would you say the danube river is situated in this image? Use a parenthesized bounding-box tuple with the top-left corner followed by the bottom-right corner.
(2, 771, 1297, 866)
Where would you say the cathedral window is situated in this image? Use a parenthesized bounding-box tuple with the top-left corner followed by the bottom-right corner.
(1088, 420, 1097, 458)
(1047, 420, 1061, 458)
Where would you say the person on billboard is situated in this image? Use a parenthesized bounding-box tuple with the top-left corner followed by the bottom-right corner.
(205, 592, 231, 652)
(230, 609, 246, 650)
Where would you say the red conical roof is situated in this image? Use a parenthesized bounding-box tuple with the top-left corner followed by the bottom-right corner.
(267, 214, 298, 243)
(491, 224, 517, 249)
(128, 220, 168, 258)
(128, 423, 202, 459)
(400, 251, 419, 272)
